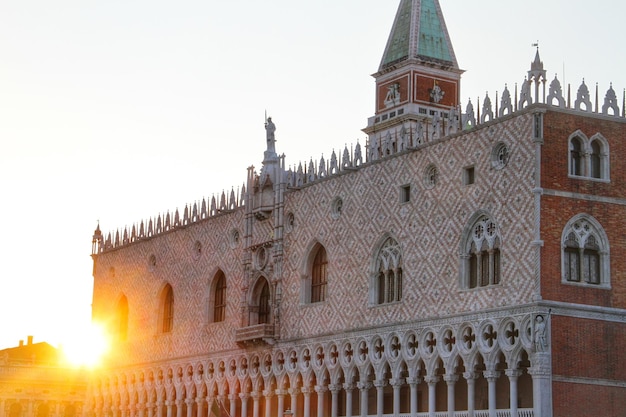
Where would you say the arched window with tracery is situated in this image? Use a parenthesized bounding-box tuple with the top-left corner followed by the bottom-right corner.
(562, 215, 609, 287)
(462, 214, 501, 289)
(373, 237, 402, 304)
(116, 295, 128, 341)
(160, 284, 174, 333)
(311, 246, 328, 303)
(213, 271, 226, 323)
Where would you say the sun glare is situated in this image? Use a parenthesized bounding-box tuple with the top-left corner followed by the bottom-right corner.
(61, 323, 110, 368)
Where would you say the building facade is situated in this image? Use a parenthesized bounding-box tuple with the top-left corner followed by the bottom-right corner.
(0, 337, 87, 417)
(87, 1, 626, 416)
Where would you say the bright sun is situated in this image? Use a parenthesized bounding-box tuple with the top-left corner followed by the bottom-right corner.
(61, 322, 110, 368)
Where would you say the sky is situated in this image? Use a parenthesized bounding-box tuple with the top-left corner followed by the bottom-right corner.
(0, 0, 624, 351)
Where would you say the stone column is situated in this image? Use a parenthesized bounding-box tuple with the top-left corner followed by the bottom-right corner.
(301, 387, 311, 417)
(424, 376, 439, 417)
(356, 382, 371, 417)
(0, 399, 6, 417)
(483, 371, 500, 417)
(463, 372, 478, 417)
(251, 393, 261, 417)
(343, 384, 355, 417)
(195, 399, 203, 417)
(529, 352, 552, 417)
(174, 401, 182, 417)
(506, 370, 522, 417)
(314, 386, 327, 417)
(239, 394, 249, 417)
(328, 384, 341, 417)
(275, 390, 287, 417)
(406, 377, 421, 417)
(155, 402, 164, 417)
(288, 388, 300, 417)
(185, 400, 193, 417)
(373, 380, 387, 417)
(444, 375, 459, 417)
(263, 390, 273, 417)
(227, 395, 237, 417)
(389, 379, 403, 417)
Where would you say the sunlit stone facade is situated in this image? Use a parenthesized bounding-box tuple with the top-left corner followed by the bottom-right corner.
(87, 1, 626, 416)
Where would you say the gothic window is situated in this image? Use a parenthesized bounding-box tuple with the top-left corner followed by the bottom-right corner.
(462, 214, 501, 289)
(258, 280, 271, 324)
(311, 246, 328, 303)
(213, 271, 226, 323)
(115, 295, 129, 342)
(372, 237, 403, 304)
(160, 284, 174, 333)
(248, 277, 272, 325)
(568, 131, 610, 180)
(569, 137, 583, 176)
(561, 215, 609, 287)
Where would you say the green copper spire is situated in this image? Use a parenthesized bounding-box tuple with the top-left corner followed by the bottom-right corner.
(380, 0, 458, 70)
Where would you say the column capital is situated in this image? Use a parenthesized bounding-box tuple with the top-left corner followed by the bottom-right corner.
(287, 388, 300, 396)
(342, 383, 355, 392)
(238, 393, 249, 401)
(314, 385, 328, 394)
(373, 379, 388, 389)
(483, 370, 501, 380)
(405, 376, 422, 385)
(250, 393, 261, 401)
(262, 390, 274, 398)
(356, 381, 372, 391)
(300, 386, 312, 395)
(328, 384, 342, 393)
(443, 374, 459, 384)
(388, 378, 405, 387)
(424, 375, 440, 385)
(274, 389, 288, 397)
(505, 369, 523, 379)
(462, 371, 479, 380)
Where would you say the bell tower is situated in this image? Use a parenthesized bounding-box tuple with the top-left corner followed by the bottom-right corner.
(363, 0, 463, 152)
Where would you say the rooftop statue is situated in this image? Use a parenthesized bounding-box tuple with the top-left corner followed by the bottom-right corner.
(265, 117, 276, 153)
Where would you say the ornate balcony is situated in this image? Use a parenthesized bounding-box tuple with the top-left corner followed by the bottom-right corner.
(234, 324, 275, 347)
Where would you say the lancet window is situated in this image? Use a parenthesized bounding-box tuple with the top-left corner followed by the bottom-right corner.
(213, 271, 226, 322)
(311, 246, 328, 303)
(160, 284, 174, 333)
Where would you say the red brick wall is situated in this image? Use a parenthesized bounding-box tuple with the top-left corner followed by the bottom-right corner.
(540, 110, 626, 308)
(552, 316, 626, 416)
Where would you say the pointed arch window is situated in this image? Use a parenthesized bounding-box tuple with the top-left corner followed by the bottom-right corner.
(258, 280, 271, 324)
(115, 295, 129, 342)
(462, 214, 501, 289)
(161, 284, 174, 333)
(373, 237, 403, 304)
(213, 271, 226, 323)
(569, 137, 583, 176)
(590, 139, 602, 179)
(562, 215, 609, 287)
(311, 246, 328, 303)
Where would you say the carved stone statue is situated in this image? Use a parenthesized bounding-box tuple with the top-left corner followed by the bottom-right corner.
(265, 117, 276, 153)
(534, 315, 548, 352)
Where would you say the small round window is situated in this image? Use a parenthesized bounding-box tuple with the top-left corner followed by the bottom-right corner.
(492, 142, 509, 170)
